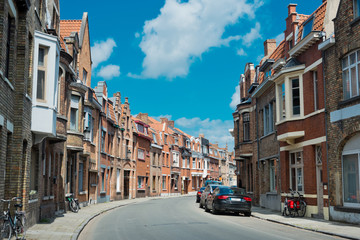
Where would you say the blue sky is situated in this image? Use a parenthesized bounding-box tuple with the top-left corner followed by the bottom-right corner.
(60, 0, 322, 151)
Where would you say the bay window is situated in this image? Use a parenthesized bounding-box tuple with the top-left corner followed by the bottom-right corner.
(37, 47, 47, 101)
(342, 50, 360, 100)
(354, 0, 360, 18)
(292, 78, 300, 115)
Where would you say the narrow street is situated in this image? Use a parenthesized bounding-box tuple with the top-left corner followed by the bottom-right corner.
(79, 196, 343, 240)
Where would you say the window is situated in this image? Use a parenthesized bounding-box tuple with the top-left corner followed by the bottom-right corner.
(292, 78, 300, 115)
(116, 169, 121, 192)
(70, 95, 80, 131)
(83, 69, 87, 84)
(162, 176, 166, 190)
(5, 15, 14, 79)
(172, 152, 179, 167)
(192, 177, 196, 189)
(78, 162, 84, 192)
(152, 176, 156, 191)
(137, 123, 144, 133)
(164, 135, 168, 144)
(101, 169, 105, 191)
(138, 176, 145, 189)
(192, 158, 196, 169)
(198, 159, 201, 169)
(159, 132, 163, 143)
(152, 133, 157, 144)
(279, 83, 286, 120)
(37, 47, 47, 100)
(210, 149, 213, 154)
(138, 149, 145, 160)
(270, 160, 276, 192)
(243, 113, 250, 142)
(263, 103, 274, 135)
(173, 175, 178, 189)
(342, 133, 360, 207)
(290, 151, 303, 192)
(182, 157, 186, 168)
(302, 16, 314, 39)
(288, 40, 293, 50)
(101, 131, 106, 152)
(313, 71, 319, 111)
(73, 49, 78, 72)
(187, 157, 190, 168)
(175, 137, 178, 145)
(186, 140, 190, 148)
(342, 50, 360, 100)
(354, 0, 360, 19)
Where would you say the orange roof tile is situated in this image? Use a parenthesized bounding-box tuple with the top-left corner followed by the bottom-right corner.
(296, 1, 327, 43)
(60, 20, 82, 38)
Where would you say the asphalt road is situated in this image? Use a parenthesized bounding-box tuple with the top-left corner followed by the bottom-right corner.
(79, 196, 343, 240)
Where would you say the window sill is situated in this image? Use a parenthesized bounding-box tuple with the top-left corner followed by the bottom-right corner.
(339, 95, 360, 108)
(350, 16, 360, 27)
(100, 191, 106, 195)
(334, 205, 360, 213)
(79, 191, 87, 195)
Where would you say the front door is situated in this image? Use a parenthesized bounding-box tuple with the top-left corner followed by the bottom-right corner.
(316, 146, 324, 216)
(124, 170, 130, 199)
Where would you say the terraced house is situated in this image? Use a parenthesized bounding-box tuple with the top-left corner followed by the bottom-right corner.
(232, 0, 341, 220)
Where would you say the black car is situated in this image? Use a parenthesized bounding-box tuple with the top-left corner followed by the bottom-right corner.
(205, 186, 252, 216)
(196, 187, 205, 203)
(199, 184, 218, 208)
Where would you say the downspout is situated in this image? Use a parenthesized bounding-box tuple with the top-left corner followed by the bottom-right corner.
(322, 49, 331, 220)
(97, 111, 101, 202)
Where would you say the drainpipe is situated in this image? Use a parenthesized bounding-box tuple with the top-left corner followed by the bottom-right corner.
(97, 111, 102, 203)
(322, 49, 331, 220)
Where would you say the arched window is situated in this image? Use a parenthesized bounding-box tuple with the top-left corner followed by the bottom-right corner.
(342, 133, 360, 207)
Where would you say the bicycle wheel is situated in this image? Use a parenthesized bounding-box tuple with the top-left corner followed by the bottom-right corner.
(70, 200, 79, 213)
(283, 205, 290, 216)
(15, 215, 26, 240)
(1, 220, 12, 240)
(298, 202, 306, 217)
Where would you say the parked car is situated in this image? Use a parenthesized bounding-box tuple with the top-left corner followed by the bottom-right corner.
(204, 186, 252, 216)
(199, 184, 219, 208)
(204, 180, 223, 187)
(196, 187, 205, 203)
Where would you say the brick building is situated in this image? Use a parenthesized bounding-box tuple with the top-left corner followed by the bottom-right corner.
(0, 0, 33, 225)
(320, 0, 360, 224)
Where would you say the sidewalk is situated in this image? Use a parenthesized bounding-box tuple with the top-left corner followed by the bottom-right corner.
(26, 196, 360, 240)
(251, 206, 360, 240)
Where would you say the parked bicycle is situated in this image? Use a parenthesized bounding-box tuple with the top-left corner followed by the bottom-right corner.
(0, 197, 26, 240)
(65, 193, 80, 213)
(282, 189, 306, 217)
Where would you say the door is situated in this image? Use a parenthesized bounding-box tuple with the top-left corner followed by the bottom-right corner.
(124, 170, 130, 199)
(316, 146, 324, 216)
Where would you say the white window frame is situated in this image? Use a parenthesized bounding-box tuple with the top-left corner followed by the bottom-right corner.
(289, 150, 304, 193)
(162, 175, 166, 190)
(342, 50, 360, 100)
(116, 168, 121, 192)
(70, 95, 80, 131)
(263, 103, 274, 135)
(36, 46, 48, 101)
(138, 149, 145, 160)
(341, 149, 360, 208)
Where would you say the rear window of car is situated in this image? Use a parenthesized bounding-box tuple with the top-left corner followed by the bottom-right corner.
(220, 188, 246, 195)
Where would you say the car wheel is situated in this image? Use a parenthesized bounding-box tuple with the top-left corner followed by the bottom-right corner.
(212, 202, 218, 215)
(244, 211, 251, 217)
(204, 202, 210, 212)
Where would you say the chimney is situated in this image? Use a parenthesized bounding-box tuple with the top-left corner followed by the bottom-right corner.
(168, 120, 175, 128)
(125, 97, 129, 104)
(264, 39, 277, 57)
(288, 3, 297, 16)
(137, 113, 149, 124)
(160, 117, 168, 124)
(199, 134, 204, 138)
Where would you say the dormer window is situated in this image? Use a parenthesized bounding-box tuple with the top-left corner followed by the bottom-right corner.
(137, 123, 144, 133)
(302, 16, 314, 39)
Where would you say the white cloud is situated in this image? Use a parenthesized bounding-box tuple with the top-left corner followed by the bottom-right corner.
(91, 38, 117, 69)
(274, 32, 284, 46)
(139, 0, 262, 79)
(135, 32, 140, 38)
(230, 85, 240, 110)
(175, 117, 234, 150)
(97, 64, 120, 80)
(242, 22, 262, 47)
(236, 48, 247, 56)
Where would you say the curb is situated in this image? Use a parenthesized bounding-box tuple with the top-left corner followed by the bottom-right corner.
(251, 214, 359, 240)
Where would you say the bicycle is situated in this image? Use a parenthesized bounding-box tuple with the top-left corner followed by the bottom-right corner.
(65, 193, 80, 213)
(282, 189, 307, 217)
(0, 197, 26, 240)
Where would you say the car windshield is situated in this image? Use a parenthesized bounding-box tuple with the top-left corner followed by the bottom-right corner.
(220, 187, 246, 195)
